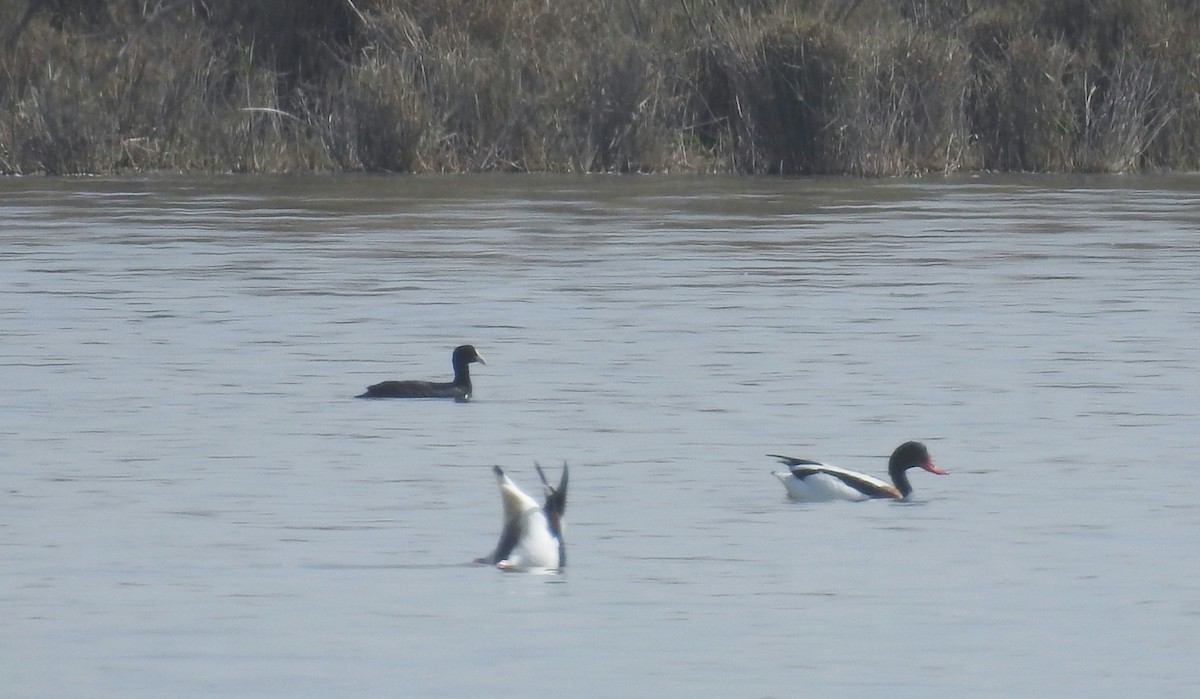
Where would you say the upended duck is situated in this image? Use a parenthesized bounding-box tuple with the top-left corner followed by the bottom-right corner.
(356, 345, 485, 400)
(770, 441, 946, 502)
(476, 463, 568, 571)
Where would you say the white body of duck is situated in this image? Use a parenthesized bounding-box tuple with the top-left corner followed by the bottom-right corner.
(477, 463, 567, 571)
(771, 441, 946, 502)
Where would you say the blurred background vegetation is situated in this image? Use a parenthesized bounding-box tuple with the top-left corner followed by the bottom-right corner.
(2, 0, 1197, 175)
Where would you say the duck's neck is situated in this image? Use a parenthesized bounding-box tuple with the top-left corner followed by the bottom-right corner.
(890, 469, 913, 498)
(452, 361, 473, 388)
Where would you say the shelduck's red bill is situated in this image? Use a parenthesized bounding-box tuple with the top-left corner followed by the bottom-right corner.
(922, 459, 948, 475)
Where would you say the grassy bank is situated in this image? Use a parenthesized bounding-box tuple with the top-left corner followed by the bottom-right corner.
(2, 0, 1197, 175)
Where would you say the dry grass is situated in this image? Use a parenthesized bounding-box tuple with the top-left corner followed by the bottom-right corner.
(2, 0, 1198, 175)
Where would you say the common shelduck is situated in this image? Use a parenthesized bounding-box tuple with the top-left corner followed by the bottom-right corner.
(476, 463, 568, 571)
(357, 345, 485, 400)
(770, 441, 945, 501)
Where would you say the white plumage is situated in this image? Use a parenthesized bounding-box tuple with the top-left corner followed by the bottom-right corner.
(771, 463, 894, 501)
(770, 441, 946, 502)
(477, 464, 568, 571)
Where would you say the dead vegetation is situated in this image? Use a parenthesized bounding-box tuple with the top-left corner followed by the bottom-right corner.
(1, 0, 1196, 174)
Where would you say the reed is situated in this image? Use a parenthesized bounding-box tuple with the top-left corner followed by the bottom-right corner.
(2, 0, 1198, 174)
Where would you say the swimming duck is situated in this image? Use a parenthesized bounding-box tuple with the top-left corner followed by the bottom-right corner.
(476, 463, 568, 571)
(770, 441, 946, 501)
(357, 345, 485, 400)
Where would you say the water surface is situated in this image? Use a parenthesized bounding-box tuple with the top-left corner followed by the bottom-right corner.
(2, 174, 1198, 697)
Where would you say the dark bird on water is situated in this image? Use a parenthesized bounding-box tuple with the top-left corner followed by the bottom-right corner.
(356, 345, 486, 400)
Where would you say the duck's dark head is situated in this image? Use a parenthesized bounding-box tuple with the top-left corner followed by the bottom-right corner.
(453, 344, 486, 367)
(887, 441, 947, 496)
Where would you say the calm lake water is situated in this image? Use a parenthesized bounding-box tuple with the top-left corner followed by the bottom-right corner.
(2, 173, 1198, 698)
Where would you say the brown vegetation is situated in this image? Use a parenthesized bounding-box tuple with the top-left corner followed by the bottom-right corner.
(1, 0, 1197, 175)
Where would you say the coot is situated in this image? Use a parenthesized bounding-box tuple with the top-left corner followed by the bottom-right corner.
(356, 344, 485, 400)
